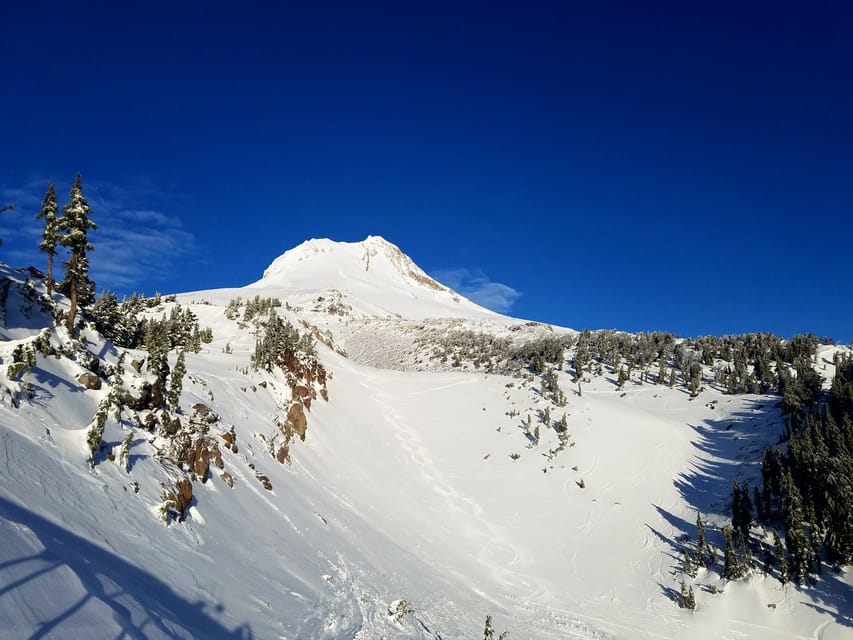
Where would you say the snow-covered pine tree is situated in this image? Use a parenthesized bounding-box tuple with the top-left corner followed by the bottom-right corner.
(169, 350, 186, 411)
(118, 431, 134, 472)
(781, 470, 810, 581)
(57, 174, 96, 331)
(36, 184, 59, 297)
(723, 525, 742, 580)
(682, 548, 695, 577)
(145, 319, 171, 388)
(695, 511, 707, 566)
(773, 529, 788, 584)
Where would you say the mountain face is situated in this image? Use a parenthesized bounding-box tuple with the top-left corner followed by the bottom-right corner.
(250, 235, 495, 321)
(0, 241, 851, 640)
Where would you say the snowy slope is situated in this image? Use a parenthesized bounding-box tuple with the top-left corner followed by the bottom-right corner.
(1, 243, 851, 640)
(249, 236, 496, 321)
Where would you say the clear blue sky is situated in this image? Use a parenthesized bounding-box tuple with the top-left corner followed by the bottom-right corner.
(1, 2, 851, 341)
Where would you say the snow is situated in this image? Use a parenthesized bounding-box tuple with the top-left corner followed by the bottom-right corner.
(249, 235, 498, 322)
(1, 238, 851, 639)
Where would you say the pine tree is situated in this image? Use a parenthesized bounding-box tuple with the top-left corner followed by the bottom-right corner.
(617, 365, 629, 389)
(773, 529, 788, 584)
(145, 320, 171, 388)
(36, 184, 59, 297)
(169, 350, 186, 412)
(781, 471, 810, 581)
(682, 548, 695, 577)
(723, 526, 742, 579)
(738, 481, 753, 538)
(731, 481, 742, 533)
(57, 174, 96, 331)
(118, 431, 134, 472)
(695, 512, 707, 567)
(680, 578, 696, 610)
(483, 615, 495, 640)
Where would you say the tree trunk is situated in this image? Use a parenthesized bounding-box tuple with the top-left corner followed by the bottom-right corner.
(66, 253, 77, 333)
(46, 254, 53, 298)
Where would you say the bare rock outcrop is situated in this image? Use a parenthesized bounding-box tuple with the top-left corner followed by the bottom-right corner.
(77, 372, 101, 390)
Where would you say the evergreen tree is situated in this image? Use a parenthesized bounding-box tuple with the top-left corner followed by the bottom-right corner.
(118, 431, 134, 472)
(169, 350, 186, 412)
(680, 579, 696, 610)
(723, 526, 742, 579)
(773, 529, 788, 584)
(144, 320, 171, 388)
(681, 548, 695, 577)
(36, 184, 59, 297)
(617, 365, 629, 389)
(91, 291, 122, 339)
(57, 174, 96, 331)
(483, 615, 495, 640)
(781, 471, 810, 581)
(738, 481, 753, 538)
(695, 512, 707, 567)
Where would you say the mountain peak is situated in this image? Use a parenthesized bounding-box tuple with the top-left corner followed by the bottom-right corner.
(260, 235, 436, 283)
(250, 236, 495, 320)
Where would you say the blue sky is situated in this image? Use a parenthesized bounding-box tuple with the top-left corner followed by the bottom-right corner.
(1, 2, 851, 341)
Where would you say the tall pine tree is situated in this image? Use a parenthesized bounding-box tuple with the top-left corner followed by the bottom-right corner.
(781, 471, 811, 581)
(36, 184, 59, 297)
(723, 525, 742, 579)
(57, 174, 96, 331)
(773, 529, 788, 584)
(695, 512, 707, 567)
(169, 350, 186, 412)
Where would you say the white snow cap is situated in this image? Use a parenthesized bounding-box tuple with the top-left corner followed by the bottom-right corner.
(251, 235, 498, 320)
(259, 235, 440, 288)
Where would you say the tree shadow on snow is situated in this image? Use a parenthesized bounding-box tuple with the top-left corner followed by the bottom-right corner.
(674, 399, 783, 518)
(30, 366, 84, 396)
(0, 497, 253, 639)
(799, 571, 853, 631)
(665, 397, 853, 631)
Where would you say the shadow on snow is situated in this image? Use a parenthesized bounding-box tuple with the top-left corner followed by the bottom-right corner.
(658, 395, 853, 631)
(0, 497, 253, 639)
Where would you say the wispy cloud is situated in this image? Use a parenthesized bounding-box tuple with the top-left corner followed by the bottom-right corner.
(0, 176, 197, 293)
(430, 267, 522, 313)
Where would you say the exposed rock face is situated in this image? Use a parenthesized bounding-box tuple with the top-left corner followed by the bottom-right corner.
(165, 477, 193, 518)
(193, 403, 212, 416)
(159, 413, 181, 437)
(256, 473, 273, 491)
(124, 381, 163, 411)
(77, 372, 101, 390)
(293, 384, 313, 409)
(286, 402, 308, 441)
(219, 430, 238, 454)
(170, 432, 223, 481)
(276, 443, 289, 464)
(193, 403, 220, 424)
(220, 471, 234, 488)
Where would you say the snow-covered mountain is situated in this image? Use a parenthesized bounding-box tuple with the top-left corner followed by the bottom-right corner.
(0, 239, 850, 640)
(250, 236, 495, 321)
